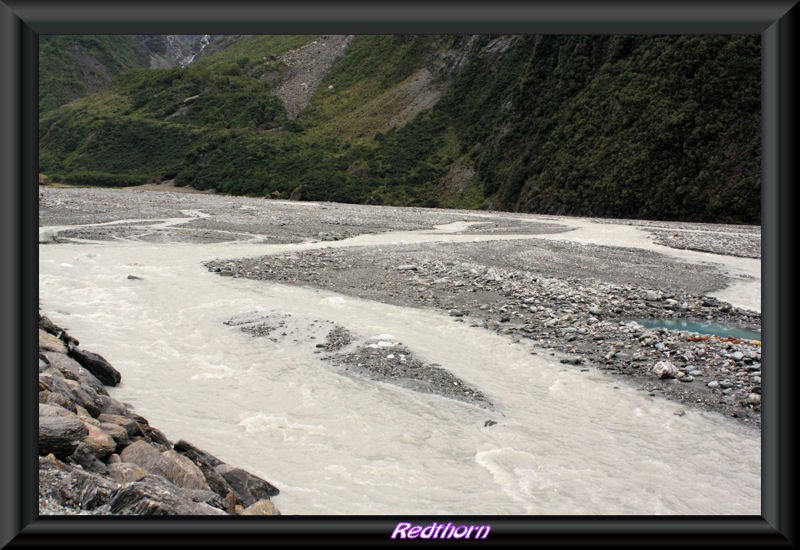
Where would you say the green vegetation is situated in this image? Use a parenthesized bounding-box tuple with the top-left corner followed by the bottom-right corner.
(39, 35, 150, 113)
(39, 34, 761, 223)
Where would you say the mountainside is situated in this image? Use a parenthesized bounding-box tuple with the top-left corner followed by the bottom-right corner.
(38, 34, 761, 223)
(39, 35, 218, 113)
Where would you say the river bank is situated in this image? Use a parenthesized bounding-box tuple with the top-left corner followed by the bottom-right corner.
(38, 312, 281, 516)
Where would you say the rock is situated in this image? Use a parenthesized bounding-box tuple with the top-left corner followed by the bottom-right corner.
(746, 393, 761, 405)
(707, 380, 720, 389)
(214, 464, 279, 507)
(98, 395, 130, 416)
(99, 422, 130, 447)
(448, 309, 464, 317)
(679, 375, 695, 383)
(732, 351, 745, 361)
(652, 360, 678, 379)
(173, 440, 234, 501)
(108, 453, 121, 464)
(98, 413, 139, 437)
(39, 415, 89, 458)
(120, 441, 210, 491)
(483, 420, 498, 427)
(127, 275, 143, 280)
(644, 290, 660, 301)
(68, 347, 122, 386)
(396, 264, 418, 271)
(38, 403, 74, 418)
(108, 475, 215, 515)
(153, 450, 211, 491)
(39, 329, 67, 354)
(173, 440, 223, 467)
(40, 372, 103, 416)
(240, 499, 280, 516)
(42, 351, 107, 395)
(120, 440, 162, 470)
(67, 442, 109, 475)
(81, 422, 117, 458)
(39, 455, 119, 511)
(107, 462, 149, 484)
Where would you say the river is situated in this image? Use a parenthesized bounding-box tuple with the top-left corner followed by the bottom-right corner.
(38, 213, 761, 515)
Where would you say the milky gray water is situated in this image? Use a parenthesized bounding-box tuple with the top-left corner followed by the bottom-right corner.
(39, 220, 760, 515)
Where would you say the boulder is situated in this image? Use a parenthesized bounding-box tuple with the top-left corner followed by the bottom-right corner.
(39, 415, 89, 459)
(68, 347, 121, 386)
(97, 413, 139, 437)
(39, 455, 119, 511)
(81, 422, 117, 458)
(173, 441, 236, 503)
(45, 391, 77, 412)
(120, 440, 162, 470)
(38, 403, 74, 418)
(108, 475, 216, 515)
(214, 464, 279, 507)
(98, 395, 130, 416)
(67, 442, 109, 475)
(99, 422, 130, 448)
(42, 351, 107, 395)
(153, 450, 210, 491)
(39, 329, 67, 354)
(240, 499, 280, 516)
(173, 440, 223, 467)
(652, 360, 679, 379)
(107, 462, 149, 484)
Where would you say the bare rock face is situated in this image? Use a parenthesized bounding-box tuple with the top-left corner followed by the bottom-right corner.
(39, 415, 89, 459)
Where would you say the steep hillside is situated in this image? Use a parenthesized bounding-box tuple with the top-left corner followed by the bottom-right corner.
(39, 35, 219, 113)
(39, 34, 761, 223)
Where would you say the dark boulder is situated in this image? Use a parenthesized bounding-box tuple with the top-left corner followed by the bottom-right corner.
(214, 464, 279, 507)
(67, 442, 110, 475)
(173, 440, 235, 502)
(39, 455, 119, 511)
(42, 351, 108, 395)
(108, 475, 220, 515)
(39, 415, 89, 458)
(68, 347, 122, 386)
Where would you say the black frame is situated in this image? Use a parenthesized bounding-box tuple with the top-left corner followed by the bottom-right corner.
(1, 0, 796, 546)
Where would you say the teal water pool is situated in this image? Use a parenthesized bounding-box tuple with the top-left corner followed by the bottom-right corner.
(634, 318, 761, 341)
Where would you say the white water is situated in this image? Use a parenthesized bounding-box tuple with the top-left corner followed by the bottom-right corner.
(39, 216, 760, 515)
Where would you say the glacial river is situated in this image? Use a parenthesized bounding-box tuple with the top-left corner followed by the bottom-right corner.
(38, 215, 760, 515)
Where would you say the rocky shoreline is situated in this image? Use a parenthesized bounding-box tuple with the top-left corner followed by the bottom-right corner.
(206, 238, 762, 426)
(38, 312, 282, 516)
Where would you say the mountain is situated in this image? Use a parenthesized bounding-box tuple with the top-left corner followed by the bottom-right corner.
(38, 34, 761, 223)
(39, 35, 219, 113)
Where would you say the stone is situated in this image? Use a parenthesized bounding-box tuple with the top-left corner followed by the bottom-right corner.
(67, 442, 109, 475)
(448, 309, 464, 317)
(68, 346, 122, 386)
(39, 329, 67, 354)
(81, 422, 117, 458)
(120, 440, 162, 470)
(38, 403, 74, 418)
(97, 413, 139, 437)
(396, 264, 418, 271)
(240, 499, 280, 516)
(107, 462, 149, 484)
(214, 464, 279, 507)
(41, 351, 108, 395)
(173, 440, 234, 502)
(707, 381, 720, 389)
(153, 450, 211, 491)
(99, 422, 130, 448)
(108, 475, 215, 515)
(652, 360, 678, 379)
(39, 455, 119, 511)
(746, 393, 761, 405)
(39, 415, 89, 459)
(98, 395, 130, 416)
